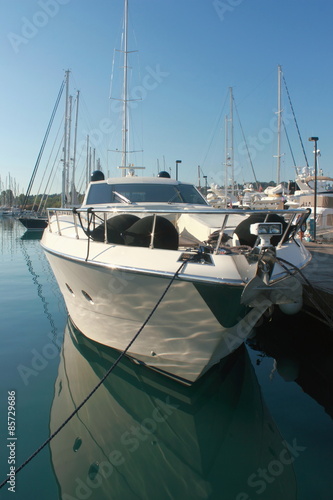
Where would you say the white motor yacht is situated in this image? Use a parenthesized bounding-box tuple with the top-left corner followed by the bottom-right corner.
(41, 172, 311, 383)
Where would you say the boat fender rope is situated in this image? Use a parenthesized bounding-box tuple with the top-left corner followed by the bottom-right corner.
(74, 208, 94, 261)
(0, 257, 191, 490)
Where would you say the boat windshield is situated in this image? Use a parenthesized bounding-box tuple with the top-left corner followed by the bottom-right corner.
(85, 182, 208, 205)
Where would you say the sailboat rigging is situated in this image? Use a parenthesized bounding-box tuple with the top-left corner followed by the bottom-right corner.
(18, 78, 66, 230)
(18, 70, 80, 230)
(109, 0, 144, 177)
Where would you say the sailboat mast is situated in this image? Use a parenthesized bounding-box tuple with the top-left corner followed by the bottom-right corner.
(224, 114, 229, 206)
(121, 0, 129, 176)
(71, 90, 80, 204)
(67, 95, 73, 204)
(276, 65, 282, 184)
(62, 69, 70, 208)
(224, 87, 234, 206)
(111, 0, 144, 177)
(85, 135, 90, 186)
(229, 87, 234, 197)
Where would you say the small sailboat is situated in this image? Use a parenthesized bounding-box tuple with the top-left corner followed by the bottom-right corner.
(19, 70, 80, 231)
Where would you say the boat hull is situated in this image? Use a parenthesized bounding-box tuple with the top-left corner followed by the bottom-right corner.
(43, 248, 270, 383)
(41, 201, 311, 383)
(18, 216, 48, 230)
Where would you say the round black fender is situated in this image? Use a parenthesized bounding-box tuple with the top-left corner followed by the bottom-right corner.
(123, 216, 179, 250)
(89, 214, 140, 243)
(234, 213, 288, 247)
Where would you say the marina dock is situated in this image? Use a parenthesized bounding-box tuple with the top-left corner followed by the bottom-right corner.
(302, 241, 333, 326)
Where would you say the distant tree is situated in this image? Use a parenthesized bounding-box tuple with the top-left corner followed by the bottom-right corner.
(1, 189, 14, 206)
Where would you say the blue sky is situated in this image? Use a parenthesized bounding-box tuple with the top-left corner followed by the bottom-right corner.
(1, 0, 332, 195)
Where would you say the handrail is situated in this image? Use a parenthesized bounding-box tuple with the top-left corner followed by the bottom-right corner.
(46, 206, 310, 250)
(214, 214, 229, 255)
(149, 214, 157, 249)
(47, 206, 309, 216)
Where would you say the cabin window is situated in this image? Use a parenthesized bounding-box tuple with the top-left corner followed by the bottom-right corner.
(85, 182, 208, 205)
(85, 183, 113, 205)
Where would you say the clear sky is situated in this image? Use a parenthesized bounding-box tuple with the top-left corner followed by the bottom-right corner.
(1, 0, 332, 195)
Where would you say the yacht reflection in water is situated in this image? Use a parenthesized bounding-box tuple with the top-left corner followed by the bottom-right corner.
(250, 310, 333, 418)
(50, 320, 297, 500)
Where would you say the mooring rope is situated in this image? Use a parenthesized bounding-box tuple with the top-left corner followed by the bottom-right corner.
(74, 208, 95, 261)
(0, 258, 189, 490)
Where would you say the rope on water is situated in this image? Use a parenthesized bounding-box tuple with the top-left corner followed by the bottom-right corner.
(0, 258, 189, 490)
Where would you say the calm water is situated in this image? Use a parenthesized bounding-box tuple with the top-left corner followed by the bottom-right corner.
(0, 218, 332, 500)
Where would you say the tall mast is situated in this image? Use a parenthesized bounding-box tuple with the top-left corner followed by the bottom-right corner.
(121, 0, 129, 176)
(112, 0, 144, 177)
(224, 87, 234, 206)
(71, 90, 80, 204)
(86, 135, 90, 187)
(229, 87, 234, 197)
(66, 95, 73, 204)
(276, 65, 282, 184)
(62, 69, 70, 208)
(224, 114, 229, 206)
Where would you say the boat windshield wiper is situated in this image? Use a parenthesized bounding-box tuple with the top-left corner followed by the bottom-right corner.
(112, 191, 132, 204)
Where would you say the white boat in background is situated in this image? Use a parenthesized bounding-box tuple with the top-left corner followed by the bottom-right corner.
(249, 183, 287, 210)
(206, 183, 237, 208)
(229, 183, 286, 210)
(239, 184, 262, 207)
(0, 207, 21, 217)
(286, 166, 333, 234)
(41, 173, 311, 383)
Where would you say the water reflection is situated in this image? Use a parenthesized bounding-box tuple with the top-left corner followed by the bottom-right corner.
(50, 320, 297, 500)
(20, 229, 44, 240)
(19, 233, 61, 346)
(0, 217, 23, 255)
(249, 310, 333, 418)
